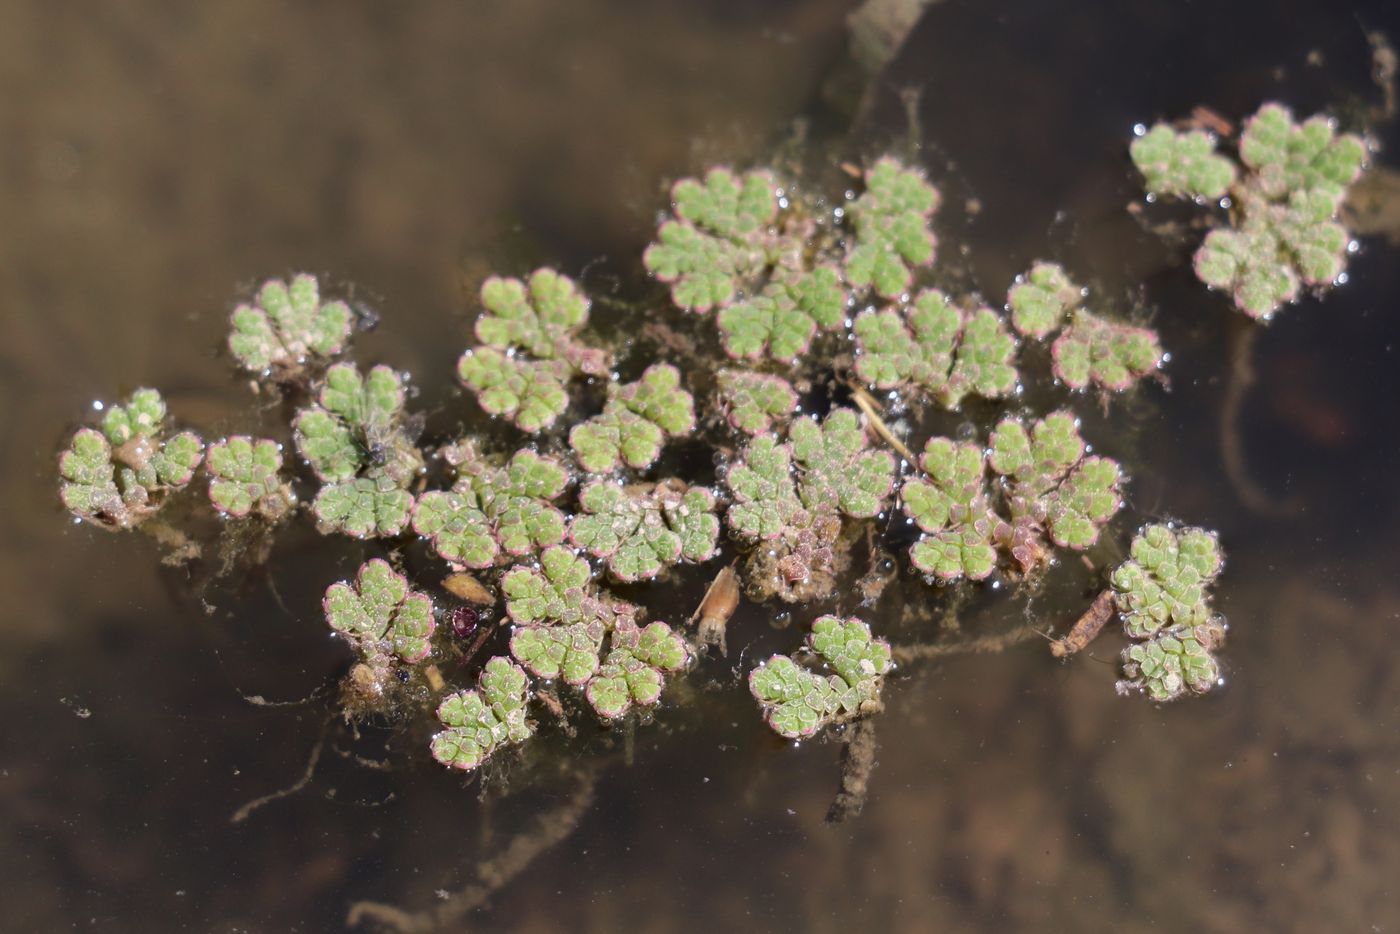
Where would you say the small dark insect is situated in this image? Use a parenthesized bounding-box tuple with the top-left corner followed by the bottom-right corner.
(450, 606, 480, 639)
(395, 668, 411, 684)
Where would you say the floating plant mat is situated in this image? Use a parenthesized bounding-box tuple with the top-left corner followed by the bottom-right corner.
(43, 17, 1397, 931)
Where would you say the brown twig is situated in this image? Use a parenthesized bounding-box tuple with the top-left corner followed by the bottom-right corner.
(848, 384, 918, 465)
(1050, 589, 1115, 658)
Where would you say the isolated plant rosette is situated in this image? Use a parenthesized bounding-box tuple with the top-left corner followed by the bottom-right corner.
(750, 615, 892, 738)
(228, 273, 354, 380)
(1111, 524, 1227, 702)
(58, 388, 204, 529)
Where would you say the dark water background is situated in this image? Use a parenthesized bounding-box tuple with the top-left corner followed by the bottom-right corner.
(3, 1, 1400, 930)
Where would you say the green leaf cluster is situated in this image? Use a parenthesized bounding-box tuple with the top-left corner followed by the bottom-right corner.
(716, 266, 846, 361)
(323, 558, 436, 663)
(1112, 524, 1226, 702)
(1005, 262, 1163, 392)
(585, 621, 689, 719)
(901, 412, 1124, 581)
(1133, 103, 1366, 319)
(458, 267, 608, 432)
(413, 444, 568, 568)
(430, 657, 534, 771)
(853, 289, 1017, 407)
(570, 480, 719, 582)
(59, 388, 204, 529)
(844, 158, 940, 298)
(1129, 125, 1236, 200)
(294, 363, 421, 538)
(725, 409, 893, 601)
(643, 168, 778, 312)
(228, 274, 353, 378)
(569, 364, 695, 472)
(206, 436, 293, 519)
(749, 616, 891, 738)
(715, 369, 798, 435)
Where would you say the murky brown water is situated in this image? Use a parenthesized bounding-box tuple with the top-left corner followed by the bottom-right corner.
(3, 2, 1400, 931)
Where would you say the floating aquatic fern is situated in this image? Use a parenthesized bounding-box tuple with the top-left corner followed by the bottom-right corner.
(1131, 102, 1367, 319)
(59, 126, 1261, 792)
(1111, 524, 1226, 702)
(749, 616, 891, 738)
(59, 388, 203, 529)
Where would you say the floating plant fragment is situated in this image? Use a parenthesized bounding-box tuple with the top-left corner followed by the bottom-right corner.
(844, 157, 940, 298)
(1006, 262, 1083, 339)
(989, 412, 1123, 557)
(457, 268, 608, 431)
(1120, 620, 1225, 703)
(569, 364, 696, 472)
(715, 369, 798, 435)
(59, 388, 204, 529)
(569, 480, 720, 582)
(788, 408, 896, 518)
(458, 351, 571, 433)
(413, 443, 568, 568)
(749, 616, 891, 739)
(1192, 195, 1349, 319)
(1128, 125, 1236, 200)
(716, 266, 846, 361)
(1131, 102, 1367, 319)
(1051, 310, 1163, 391)
(643, 167, 778, 312)
(294, 363, 422, 538)
(1111, 524, 1222, 638)
(853, 290, 1017, 408)
(430, 656, 534, 771)
(511, 620, 605, 685)
(1111, 524, 1226, 702)
(228, 274, 353, 379)
(901, 438, 999, 581)
(323, 558, 436, 664)
(584, 621, 689, 719)
(206, 436, 293, 520)
(472, 268, 609, 375)
(1239, 103, 1367, 201)
(725, 409, 894, 601)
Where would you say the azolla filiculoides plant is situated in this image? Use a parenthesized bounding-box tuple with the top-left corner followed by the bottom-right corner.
(1130, 101, 1369, 320)
(63, 99, 1364, 783)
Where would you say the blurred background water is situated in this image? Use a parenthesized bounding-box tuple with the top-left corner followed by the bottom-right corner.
(2, 1, 1400, 930)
